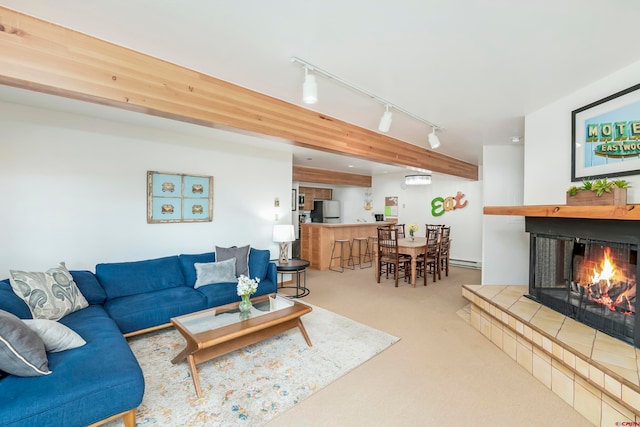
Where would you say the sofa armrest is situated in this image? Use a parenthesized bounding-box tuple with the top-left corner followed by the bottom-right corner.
(266, 262, 277, 287)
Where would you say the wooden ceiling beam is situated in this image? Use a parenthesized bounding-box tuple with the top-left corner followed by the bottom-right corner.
(293, 166, 372, 187)
(0, 7, 478, 180)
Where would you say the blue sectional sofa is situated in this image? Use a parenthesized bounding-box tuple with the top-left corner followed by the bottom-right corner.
(0, 248, 277, 427)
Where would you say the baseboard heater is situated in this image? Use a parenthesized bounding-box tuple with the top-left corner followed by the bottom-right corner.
(450, 259, 482, 269)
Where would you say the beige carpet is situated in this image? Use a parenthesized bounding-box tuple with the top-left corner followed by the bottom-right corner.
(268, 265, 593, 427)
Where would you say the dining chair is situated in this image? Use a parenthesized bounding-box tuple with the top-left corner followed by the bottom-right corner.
(416, 228, 439, 283)
(440, 225, 451, 241)
(438, 226, 451, 279)
(425, 224, 443, 239)
(376, 226, 408, 287)
(394, 224, 406, 238)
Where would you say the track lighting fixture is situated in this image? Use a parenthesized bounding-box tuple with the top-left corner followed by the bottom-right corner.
(428, 127, 441, 149)
(405, 175, 432, 185)
(378, 105, 393, 132)
(290, 56, 444, 145)
(302, 67, 318, 104)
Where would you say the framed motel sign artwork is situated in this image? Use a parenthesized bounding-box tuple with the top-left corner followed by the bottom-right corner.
(147, 171, 213, 223)
(572, 83, 640, 181)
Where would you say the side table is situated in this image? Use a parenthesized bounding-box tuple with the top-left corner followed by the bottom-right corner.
(272, 258, 310, 298)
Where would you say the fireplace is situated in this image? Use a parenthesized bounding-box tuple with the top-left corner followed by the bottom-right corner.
(526, 217, 640, 347)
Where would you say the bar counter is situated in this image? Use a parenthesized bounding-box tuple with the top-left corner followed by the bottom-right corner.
(300, 222, 392, 270)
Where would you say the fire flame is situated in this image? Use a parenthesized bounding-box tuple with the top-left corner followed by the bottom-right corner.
(591, 249, 616, 288)
(585, 247, 634, 314)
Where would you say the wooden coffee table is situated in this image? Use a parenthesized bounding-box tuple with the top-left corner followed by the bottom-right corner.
(170, 293, 312, 397)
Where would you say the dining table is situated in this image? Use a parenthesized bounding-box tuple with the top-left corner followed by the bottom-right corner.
(397, 236, 428, 287)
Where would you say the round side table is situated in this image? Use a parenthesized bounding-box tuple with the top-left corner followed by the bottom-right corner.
(273, 258, 310, 298)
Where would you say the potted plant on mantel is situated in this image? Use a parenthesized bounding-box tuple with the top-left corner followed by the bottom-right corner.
(566, 178, 631, 206)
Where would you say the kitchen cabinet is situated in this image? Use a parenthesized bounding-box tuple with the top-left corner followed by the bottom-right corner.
(299, 186, 332, 210)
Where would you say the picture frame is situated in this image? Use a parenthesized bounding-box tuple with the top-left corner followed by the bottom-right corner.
(147, 171, 213, 223)
(571, 83, 640, 181)
(291, 189, 297, 211)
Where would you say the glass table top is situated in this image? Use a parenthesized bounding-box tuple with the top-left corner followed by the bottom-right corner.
(177, 295, 294, 335)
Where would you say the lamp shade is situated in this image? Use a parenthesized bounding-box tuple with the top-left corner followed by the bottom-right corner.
(273, 224, 295, 242)
(405, 175, 431, 186)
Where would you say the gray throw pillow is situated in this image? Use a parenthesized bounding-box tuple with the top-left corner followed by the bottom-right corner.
(215, 245, 250, 277)
(9, 262, 89, 321)
(194, 258, 237, 288)
(0, 309, 51, 377)
(23, 319, 86, 353)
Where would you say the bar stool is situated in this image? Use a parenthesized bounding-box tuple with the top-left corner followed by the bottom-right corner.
(329, 239, 355, 272)
(353, 237, 372, 268)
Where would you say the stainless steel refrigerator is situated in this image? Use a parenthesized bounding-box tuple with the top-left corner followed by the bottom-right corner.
(310, 200, 341, 223)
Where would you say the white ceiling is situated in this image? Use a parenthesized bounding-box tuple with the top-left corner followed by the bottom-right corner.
(2, 1, 640, 176)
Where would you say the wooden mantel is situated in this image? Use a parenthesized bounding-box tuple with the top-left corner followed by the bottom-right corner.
(484, 205, 640, 220)
(0, 7, 478, 180)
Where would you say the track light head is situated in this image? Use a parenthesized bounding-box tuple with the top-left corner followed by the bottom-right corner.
(378, 105, 393, 132)
(302, 68, 318, 104)
(428, 127, 441, 149)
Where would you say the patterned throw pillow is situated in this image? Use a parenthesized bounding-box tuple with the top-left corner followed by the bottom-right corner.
(9, 262, 89, 321)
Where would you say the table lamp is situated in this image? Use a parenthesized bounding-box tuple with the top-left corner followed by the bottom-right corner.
(273, 224, 295, 264)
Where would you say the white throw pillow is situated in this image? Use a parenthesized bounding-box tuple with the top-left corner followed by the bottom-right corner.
(9, 262, 89, 321)
(194, 257, 237, 288)
(22, 319, 86, 353)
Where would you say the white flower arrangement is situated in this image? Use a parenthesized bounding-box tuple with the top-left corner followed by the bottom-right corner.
(237, 275, 260, 297)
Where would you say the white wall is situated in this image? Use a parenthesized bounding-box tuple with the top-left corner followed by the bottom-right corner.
(524, 59, 640, 204)
(481, 59, 640, 286)
(372, 171, 483, 264)
(482, 145, 528, 285)
(0, 101, 293, 274)
(332, 186, 373, 223)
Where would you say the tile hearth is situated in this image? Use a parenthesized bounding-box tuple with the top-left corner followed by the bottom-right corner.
(462, 284, 640, 426)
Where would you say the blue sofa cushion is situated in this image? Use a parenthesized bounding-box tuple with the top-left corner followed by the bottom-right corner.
(0, 305, 144, 427)
(178, 252, 215, 288)
(248, 248, 270, 281)
(0, 279, 31, 319)
(196, 281, 239, 308)
(70, 270, 107, 305)
(103, 287, 207, 334)
(96, 256, 185, 300)
(197, 272, 277, 308)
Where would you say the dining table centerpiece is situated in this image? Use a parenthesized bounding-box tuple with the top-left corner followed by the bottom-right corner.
(237, 275, 260, 318)
(407, 224, 419, 241)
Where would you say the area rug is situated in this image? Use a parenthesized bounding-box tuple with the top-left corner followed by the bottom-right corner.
(104, 303, 399, 426)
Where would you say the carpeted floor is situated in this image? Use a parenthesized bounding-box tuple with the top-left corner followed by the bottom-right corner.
(267, 264, 594, 427)
(104, 303, 398, 426)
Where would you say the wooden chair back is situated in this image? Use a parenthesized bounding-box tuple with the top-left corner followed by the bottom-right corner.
(376, 226, 404, 287)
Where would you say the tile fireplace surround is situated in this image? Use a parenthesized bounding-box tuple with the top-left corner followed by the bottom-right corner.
(477, 204, 640, 425)
(463, 285, 639, 425)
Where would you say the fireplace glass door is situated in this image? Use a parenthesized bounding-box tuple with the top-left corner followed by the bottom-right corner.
(531, 235, 637, 346)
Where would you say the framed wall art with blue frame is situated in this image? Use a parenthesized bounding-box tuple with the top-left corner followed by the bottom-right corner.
(147, 171, 213, 223)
